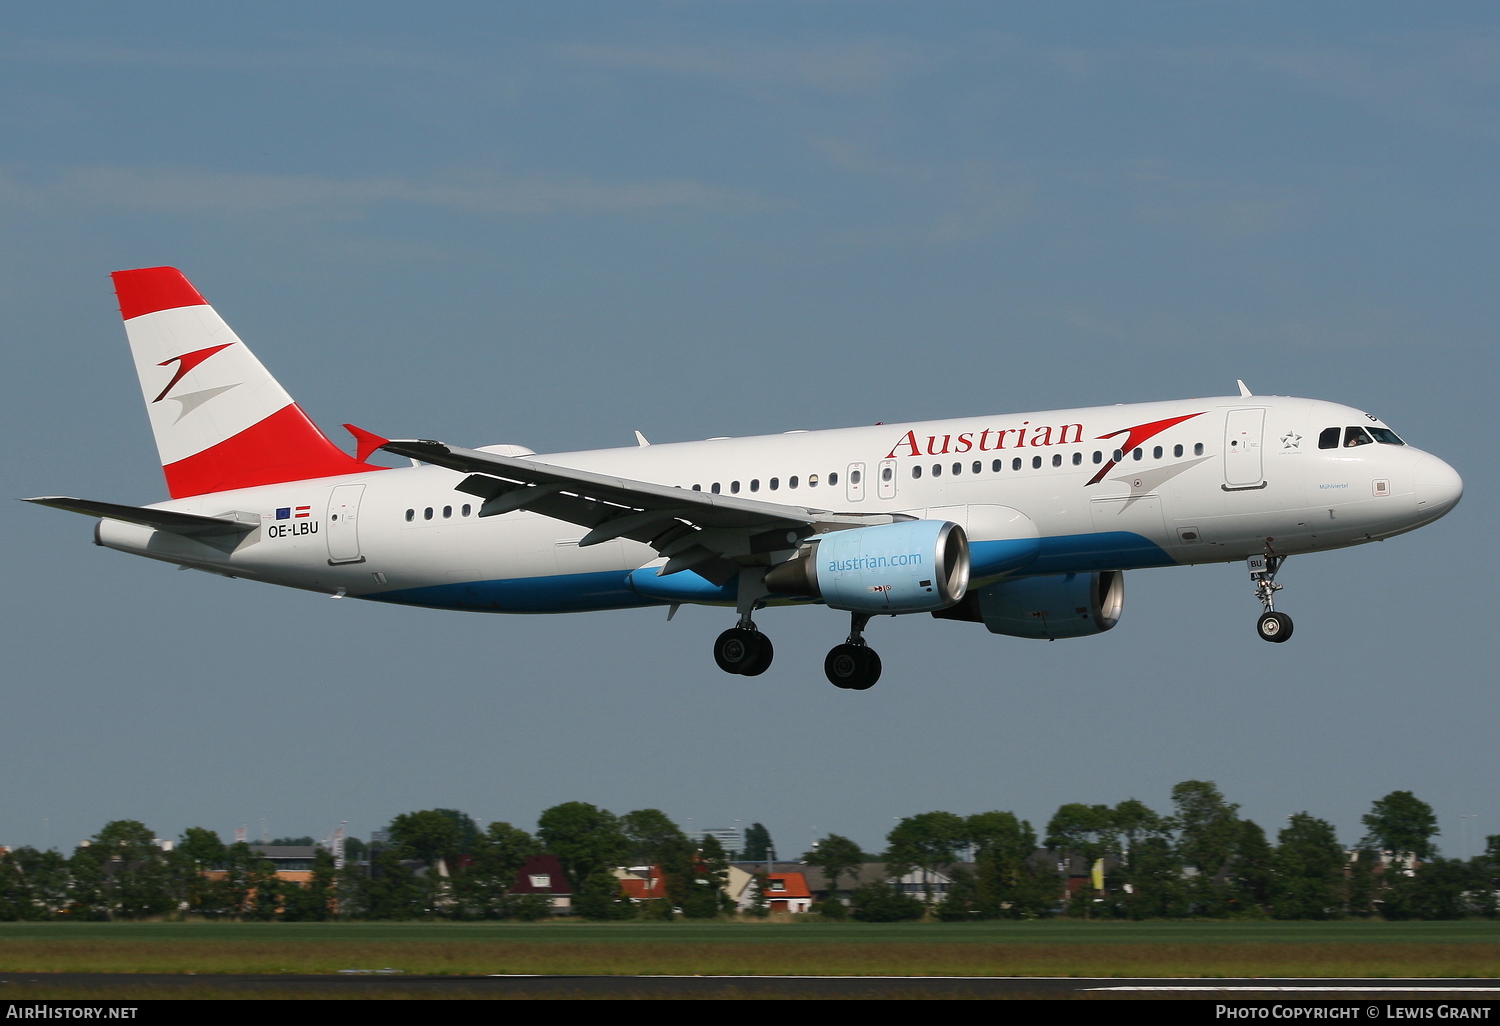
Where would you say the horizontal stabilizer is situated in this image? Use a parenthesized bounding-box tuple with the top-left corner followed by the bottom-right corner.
(22, 496, 258, 539)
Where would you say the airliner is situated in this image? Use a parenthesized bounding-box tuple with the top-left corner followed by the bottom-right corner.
(25, 267, 1464, 689)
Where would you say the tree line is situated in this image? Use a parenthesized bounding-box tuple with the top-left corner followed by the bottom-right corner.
(2, 784, 1495, 921)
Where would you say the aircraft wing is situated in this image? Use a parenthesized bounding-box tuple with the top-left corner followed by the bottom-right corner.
(379, 437, 875, 585)
(22, 496, 259, 545)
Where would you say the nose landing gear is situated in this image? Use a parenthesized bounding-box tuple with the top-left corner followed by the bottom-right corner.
(825, 613, 882, 689)
(1249, 554, 1293, 643)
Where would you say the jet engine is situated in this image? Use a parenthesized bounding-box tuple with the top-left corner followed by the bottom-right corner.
(765, 520, 969, 614)
(934, 570, 1123, 639)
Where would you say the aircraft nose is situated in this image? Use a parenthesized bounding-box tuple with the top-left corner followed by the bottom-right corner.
(1414, 455, 1463, 518)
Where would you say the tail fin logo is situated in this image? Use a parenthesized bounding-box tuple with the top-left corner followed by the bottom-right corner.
(153, 343, 236, 403)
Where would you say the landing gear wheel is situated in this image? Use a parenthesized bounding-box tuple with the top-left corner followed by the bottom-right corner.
(739, 633, 774, 676)
(1256, 611, 1293, 643)
(825, 644, 882, 690)
(714, 628, 773, 674)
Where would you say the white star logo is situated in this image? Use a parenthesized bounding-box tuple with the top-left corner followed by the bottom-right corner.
(1281, 431, 1302, 449)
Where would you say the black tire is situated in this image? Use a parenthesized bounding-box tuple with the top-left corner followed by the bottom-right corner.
(825, 644, 880, 689)
(739, 633, 774, 676)
(714, 627, 768, 674)
(848, 648, 881, 690)
(1256, 611, 1293, 643)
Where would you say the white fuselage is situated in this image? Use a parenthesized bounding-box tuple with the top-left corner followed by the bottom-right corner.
(95, 394, 1463, 614)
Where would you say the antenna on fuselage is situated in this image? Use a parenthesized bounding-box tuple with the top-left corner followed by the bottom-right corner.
(1236, 379, 1253, 398)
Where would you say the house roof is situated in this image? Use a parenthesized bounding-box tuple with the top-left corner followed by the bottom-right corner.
(509, 853, 571, 895)
(763, 872, 811, 898)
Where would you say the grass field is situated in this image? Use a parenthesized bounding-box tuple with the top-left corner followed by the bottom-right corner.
(2, 920, 1499, 978)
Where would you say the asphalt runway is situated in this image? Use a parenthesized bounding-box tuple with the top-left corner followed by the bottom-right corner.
(4, 974, 1500, 999)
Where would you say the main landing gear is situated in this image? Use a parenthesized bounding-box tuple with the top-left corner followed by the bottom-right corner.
(824, 613, 882, 690)
(715, 569, 775, 676)
(1249, 553, 1293, 643)
(714, 620, 774, 676)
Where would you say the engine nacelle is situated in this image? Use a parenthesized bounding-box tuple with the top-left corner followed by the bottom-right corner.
(935, 570, 1123, 639)
(765, 520, 969, 614)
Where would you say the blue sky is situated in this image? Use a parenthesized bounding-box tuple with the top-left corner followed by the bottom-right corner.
(2, 2, 1495, 859)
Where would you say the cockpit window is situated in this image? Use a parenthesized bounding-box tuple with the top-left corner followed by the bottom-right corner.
(1369, 427, 1405, 445)
(1318, 427, 1341, 449)
(1344, 426, 1374, 447)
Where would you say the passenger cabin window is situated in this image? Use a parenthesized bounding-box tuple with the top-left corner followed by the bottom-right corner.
(711, 483, 721, 494)
(1052, 454, 1062, 467)
(692, 484, 701, 491)
(1113, 449, 1123, 462)
(912, 466, 922, 479)
(1318, 427, 1341, 449)
(769, 478, 779, 490)
(952, 462, 961, 475)
(443, 506, 452, 518)
(1344, 427, 1374, 448)
(750, 479, 760, 492)
(1072, 452, 1082, 465)
(1012, 458, 1021, 470)
(881, 467, 892, 481)
(992, 460, 1002, 472)
(789, 476, 799, 488)
(971, 462, 981, 474)
(932, 464, 942, 477)
(1153, 446, 1162, 459)
(1174, 444, 1183, 457)
(1133, 448, 1143, 461)
(1031, 455, 1042, 469)
(851, 470, 862, 484)
(462, 504, 471, 516)
(828, 472, 838, 486)
(405, 509, 414, 522)
(731, 481, 741, 493)
(808, 474, 819, 487)
(1093, 451, 1103, 464)
(1194, 443, 1204, 456)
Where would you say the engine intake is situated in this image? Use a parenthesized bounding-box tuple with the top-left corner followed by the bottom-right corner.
(766, 520, 969, 614)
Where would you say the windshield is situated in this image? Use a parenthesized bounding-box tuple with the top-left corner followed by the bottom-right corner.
(1369, 427, 1404, 445)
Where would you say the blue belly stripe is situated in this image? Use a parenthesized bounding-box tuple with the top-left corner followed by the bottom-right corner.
(364, 531, 1177, 613)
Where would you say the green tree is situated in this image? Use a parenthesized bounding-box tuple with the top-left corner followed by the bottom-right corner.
(454, 821, 539, 919)
(622, 809, 694, 917)
(573, 869, 635, 920)
(1361, 791, 1439, 860)
(1169, 781, 1244, 916)
(388, 809, 476, 871)
(742, 823, 774, 862)
(966, 811, 1050, 919)
(1045, 803, 1114, 869)
(802, 834, 865, 903)
(1270, 813, 1345, 920)
(280, 849, 336, 922)
(1170, 781, 1241, 875)
(364, 848, 428, 920)
(886, 811, 966, 904)
(0, 847, 69, 921)
(1111, 799, 1168, 863)
(537, 802, 629, 894)
(1227, 820, 1274, 916)
(1115, 835, 1187, 920)
(69, 821, 174, 920)
(1345, 846, 1380, 918)
(849, 881, 925, 922)
(681, 834, 733, 919)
